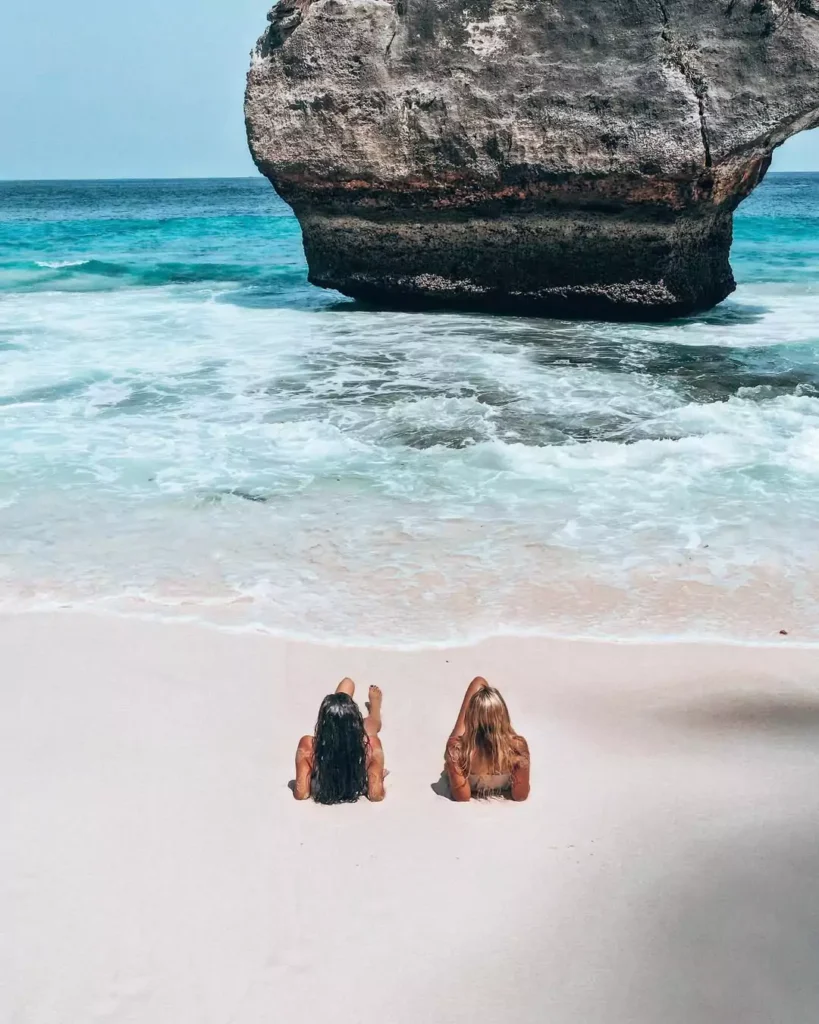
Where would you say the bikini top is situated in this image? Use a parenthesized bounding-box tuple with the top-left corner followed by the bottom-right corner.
(446, 734, 529, 796)
(468, 772, 513, 795)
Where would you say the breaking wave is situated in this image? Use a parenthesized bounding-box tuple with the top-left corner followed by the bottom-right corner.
(0, 175, 817, 643)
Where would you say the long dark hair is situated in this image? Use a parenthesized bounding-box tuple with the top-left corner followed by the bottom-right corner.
(310, 693, 369, 805)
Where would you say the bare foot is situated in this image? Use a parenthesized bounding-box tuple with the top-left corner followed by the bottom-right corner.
(366, 684, 382, 714)
(364, 685, 383, 735)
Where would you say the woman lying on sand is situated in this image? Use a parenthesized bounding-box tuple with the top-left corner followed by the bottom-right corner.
(445, 676, 530, 801)
(294, 678, 386, 803)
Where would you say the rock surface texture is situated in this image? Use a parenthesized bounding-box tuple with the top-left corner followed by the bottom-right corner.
(246, 0, 819, 319)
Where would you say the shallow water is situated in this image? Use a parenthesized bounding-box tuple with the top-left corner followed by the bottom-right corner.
(0, 175, 817, 644)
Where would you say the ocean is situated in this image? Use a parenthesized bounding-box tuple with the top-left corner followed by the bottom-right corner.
(0, 174, 817, 644)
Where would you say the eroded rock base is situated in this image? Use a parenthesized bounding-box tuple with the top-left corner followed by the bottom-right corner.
(296, 203, 735, 321)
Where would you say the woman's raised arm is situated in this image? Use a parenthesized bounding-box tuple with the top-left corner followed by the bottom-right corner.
(450, 675, 489, 740)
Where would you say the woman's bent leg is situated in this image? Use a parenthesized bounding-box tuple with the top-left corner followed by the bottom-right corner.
(363, 685, 383, 737)
(366, 735, 386, 801)
(335, 677, 355, 697)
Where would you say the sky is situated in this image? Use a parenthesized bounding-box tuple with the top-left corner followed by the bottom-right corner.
(1, 0, 817, 180)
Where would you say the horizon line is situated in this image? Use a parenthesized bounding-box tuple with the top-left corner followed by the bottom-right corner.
(2, 170, 819, 184)
(0, 175, 263, 184)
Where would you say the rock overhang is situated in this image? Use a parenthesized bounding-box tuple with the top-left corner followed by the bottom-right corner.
(245, 0, 819, 319)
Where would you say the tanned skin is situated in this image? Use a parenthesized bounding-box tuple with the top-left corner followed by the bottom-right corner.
(445, 676, 530, 803)
(294, 678, 386, 801)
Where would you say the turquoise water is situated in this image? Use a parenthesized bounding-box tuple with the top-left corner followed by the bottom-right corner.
(0, 175, 817, 643)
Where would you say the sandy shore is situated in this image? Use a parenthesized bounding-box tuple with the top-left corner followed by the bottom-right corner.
(3, 612, 819, 1023)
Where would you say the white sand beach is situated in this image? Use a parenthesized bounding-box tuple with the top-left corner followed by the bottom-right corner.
(3, 611, 819, 1023)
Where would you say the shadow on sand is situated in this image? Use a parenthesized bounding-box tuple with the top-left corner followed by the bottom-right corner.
(653, 691, 819, 735)
(430, 771, 451, 799)
(634, 819, 819, 1024)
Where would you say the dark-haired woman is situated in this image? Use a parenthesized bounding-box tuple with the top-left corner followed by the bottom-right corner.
(445, 676, 530, 801)
(294, 678, 386, 803)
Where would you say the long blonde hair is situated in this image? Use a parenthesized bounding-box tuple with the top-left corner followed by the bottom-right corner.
(458, 687, 520, 777)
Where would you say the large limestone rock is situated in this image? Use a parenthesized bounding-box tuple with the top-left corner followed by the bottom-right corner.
(245, 0, 819, 319)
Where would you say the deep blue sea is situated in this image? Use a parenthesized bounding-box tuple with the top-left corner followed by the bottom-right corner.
(0, 174, 817, 643)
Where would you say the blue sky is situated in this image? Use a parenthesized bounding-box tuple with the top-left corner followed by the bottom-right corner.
(1, 0, 816, 179)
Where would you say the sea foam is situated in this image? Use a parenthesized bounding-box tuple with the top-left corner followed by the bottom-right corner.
(0, 176, 817, 643)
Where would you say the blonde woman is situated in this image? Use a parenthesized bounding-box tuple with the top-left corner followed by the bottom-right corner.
(445, 676, 530, 801)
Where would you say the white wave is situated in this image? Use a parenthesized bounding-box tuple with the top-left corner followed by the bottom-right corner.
(34, 259, 92, 269)
(0, 282, 817, 642)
